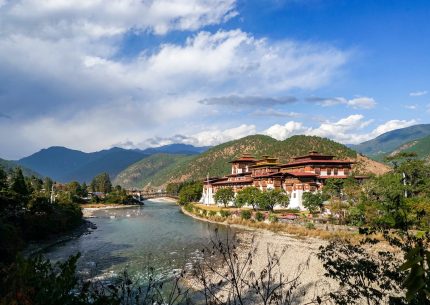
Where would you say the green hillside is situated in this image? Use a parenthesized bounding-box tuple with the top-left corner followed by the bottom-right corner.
(351, 124, 430, 159)
(391, 135, 430, 159)
(123, 135, 359, 188)
(114, 153, 193, 189)
(0, 158, 41, 177)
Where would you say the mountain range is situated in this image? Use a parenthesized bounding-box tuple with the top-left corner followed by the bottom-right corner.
(14, 144, 210, 182)
(4, 123, 430, 187)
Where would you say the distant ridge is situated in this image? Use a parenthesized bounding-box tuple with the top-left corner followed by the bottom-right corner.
(16, 143, 210, 183)
(351, 124, 430, 159)
(140, 143, 210, 155)
(0, 158, 40, 177)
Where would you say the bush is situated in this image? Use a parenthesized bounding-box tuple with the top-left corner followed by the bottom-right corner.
(240, 210, 252, 220)
(219, 210, 231, 218)
(209, 210, 216, 217)
(305, 222, 315, 230)
(184, 204, 193, 213)
(255, 211, 264, 222)
(268, 214, 278, 223)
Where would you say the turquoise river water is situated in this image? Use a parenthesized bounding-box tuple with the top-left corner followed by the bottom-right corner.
(43, 199, 230, 282)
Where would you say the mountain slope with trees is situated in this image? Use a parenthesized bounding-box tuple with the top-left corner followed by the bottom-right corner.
(0, 158, 40, 177)
(350, 124, 430, 159)
(117, 134, 388, 188)
(18, 146, 148, 183)
(114, 153, 193, 189)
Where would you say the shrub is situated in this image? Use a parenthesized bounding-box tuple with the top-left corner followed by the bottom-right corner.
(201, 209, 208, 217)
(219, 210, 231, 218)
(255, 211, 264, 222)
(208, 210, 216, 217)
(184, 204, 193, 213)
(240, 210, 252, 220)
(305, 222, 315, 230)
(268, 214, 278, 223)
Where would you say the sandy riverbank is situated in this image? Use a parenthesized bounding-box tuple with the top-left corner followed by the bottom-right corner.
(181, 207, 337, 303)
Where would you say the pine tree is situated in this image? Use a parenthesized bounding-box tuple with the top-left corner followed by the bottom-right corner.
(11, 168, 29, 197)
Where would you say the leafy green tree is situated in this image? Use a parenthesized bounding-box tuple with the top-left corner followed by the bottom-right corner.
(90, 172, 112, 194)
(0, 166, 8, 191)
(178, 181, 203, 205)
(258, 189, 289, 212)
(323, 178, 344, 200)
(235, 187, 261, 210)
(43, 177, 53, 195)
(302, 192, 324, 214)
(214, 187, 234, 207)
(67, 181, 81, 196)
(10, 167, 29, 197)
(80, 182, 88, 197)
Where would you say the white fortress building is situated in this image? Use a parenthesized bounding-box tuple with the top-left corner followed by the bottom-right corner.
(201, 151, 357, 210)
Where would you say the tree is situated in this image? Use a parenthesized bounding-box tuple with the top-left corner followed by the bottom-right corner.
(258, 189, 289, 212)
(0, 166, 7, 191)
(302, 192, 324, 214)
(90, 173, 112, 194)
(178, 181, 203, 205)
(43, 177, 53, 195)
(80, 182, 88, 197)
(235, 187, 261, 210)
(214, 187, 234, 207)
(10, 167, 29, 197)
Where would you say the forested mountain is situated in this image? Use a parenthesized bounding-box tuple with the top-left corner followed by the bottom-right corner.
(350, 124, 430, 159)
(114, 153, 193, 189)
(116, 134, 389, 188)
(18, 146, 147, 182)
(387, 134, 430, 160)
(0, 158, 40, 177)
(15, 143, 209, 183)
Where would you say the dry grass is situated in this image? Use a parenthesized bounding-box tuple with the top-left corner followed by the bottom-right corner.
(184, 204, 366, 242)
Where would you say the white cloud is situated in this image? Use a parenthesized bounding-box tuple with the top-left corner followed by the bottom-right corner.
(190, 124, 257, 146)
(308, 96, 376, 109)
(409, 90, 428, 97)
(264, 122, 307, 140)
(2, 0, 237, 37)
(262, 115, 416, 144)
(405, 105, 417, 110)
(0, 0, 350, 158)
(371, 119, 417, 136)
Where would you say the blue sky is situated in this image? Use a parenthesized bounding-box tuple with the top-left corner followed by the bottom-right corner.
(0, 0, 429, 159)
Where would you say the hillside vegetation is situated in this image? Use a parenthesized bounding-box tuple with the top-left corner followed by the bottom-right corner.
(0, 158, 40, 177)
(116, 135, 386, 189)
(18, 146, 148, 183)
(351, 124, 430, 159)
(389, 134, 430, 160)
(114, 153, 193, 189)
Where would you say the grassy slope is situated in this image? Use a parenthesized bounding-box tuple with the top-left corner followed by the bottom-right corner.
(141, 135, 359, 187)
(113, 153, 193, 189)
(395, 135, 430, 159)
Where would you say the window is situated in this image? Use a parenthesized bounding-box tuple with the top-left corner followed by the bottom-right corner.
(334, 168, 338, 175)
(327, 168, 332, 175)
(315, 168, 321, 174)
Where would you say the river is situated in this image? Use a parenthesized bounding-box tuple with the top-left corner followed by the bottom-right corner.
(42, 199, 230, 282)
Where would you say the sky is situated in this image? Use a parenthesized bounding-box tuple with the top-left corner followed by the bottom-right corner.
(0, 0, 429, 159)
